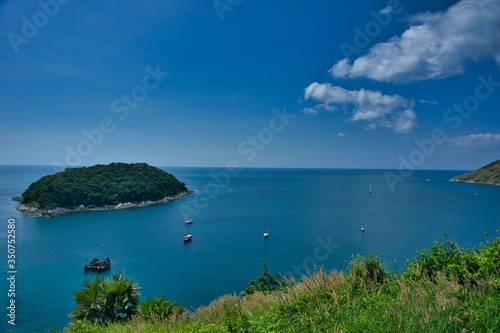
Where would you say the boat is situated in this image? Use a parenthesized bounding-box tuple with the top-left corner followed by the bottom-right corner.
(184, 234, 193, 242)
(263, 231, 269, 238)
(361, 227, 365, 232)
(185, 218, 193, 224)
(368, 182, 372, 194)
(84, 257, 111, 272)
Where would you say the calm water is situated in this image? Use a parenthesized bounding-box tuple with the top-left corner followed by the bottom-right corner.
(1, 166, 499, 332)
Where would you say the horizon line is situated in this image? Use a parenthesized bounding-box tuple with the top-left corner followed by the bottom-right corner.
(0, 164, 474, 172)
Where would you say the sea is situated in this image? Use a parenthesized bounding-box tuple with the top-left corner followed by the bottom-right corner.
(1, 166, 499, 333)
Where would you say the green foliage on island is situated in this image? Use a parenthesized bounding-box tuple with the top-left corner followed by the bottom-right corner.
(21, 163, 188, 209)
(63, 235, 500, 333)
(452, 159, 500, 184)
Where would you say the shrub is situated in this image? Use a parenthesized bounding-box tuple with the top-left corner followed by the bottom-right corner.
(348, 253, 390, 288)
(404, 235, 480, 284)
(71, 274, 140, 324)
(241, 263, 288, 296)
(138, 296, 185, 322)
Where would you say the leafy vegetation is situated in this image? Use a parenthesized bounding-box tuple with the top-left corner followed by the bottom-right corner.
(63, 235, 500, 333)
(348, 253, 390, 288)
(405, 234, 500, 285)
(452, 159, 500, 184)
(138, 297, 186, 322)
(71, 274, 140, 324)
(240, 263, 288, 296)
(21, 163, 188, 209)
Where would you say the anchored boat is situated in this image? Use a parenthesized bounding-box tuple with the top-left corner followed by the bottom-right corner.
(84, 257, 111, 272)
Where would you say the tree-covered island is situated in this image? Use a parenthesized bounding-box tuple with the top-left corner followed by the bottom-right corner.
(451, 159, 500, 185)
(16, 162, 192, 217)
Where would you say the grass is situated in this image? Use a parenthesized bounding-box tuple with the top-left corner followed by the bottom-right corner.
(453, 159, 500, 184)
(63, 235, 500, 333)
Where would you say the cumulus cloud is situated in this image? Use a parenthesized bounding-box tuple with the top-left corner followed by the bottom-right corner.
(447, 133, 500, 151)
(330, 0, 500, 82)
(303, 82, 417, 133)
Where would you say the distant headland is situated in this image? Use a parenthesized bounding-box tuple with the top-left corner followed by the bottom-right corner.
(14, 162, 192, 217)
(450, 159, 500, 185)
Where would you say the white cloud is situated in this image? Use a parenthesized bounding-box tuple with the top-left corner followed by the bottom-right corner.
(380, 5, 394, 15)
(303, 82, 417, 133)
(420, 99, 438, 105)
(302, 107, 319, 115)
(384, 109, 417, 134)
(447, 133, 500, 151)
(330, 0, 500, 82)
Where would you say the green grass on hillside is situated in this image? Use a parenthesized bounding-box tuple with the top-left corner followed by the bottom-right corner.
(453, 159, 500, 184)
(62, 235, 500, 333)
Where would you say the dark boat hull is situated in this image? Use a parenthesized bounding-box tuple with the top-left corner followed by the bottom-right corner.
(84, 258, 111, 272)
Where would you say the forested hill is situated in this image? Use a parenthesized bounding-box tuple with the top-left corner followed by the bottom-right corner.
(451, 159, 500, 185)
(21, 163, 189, 209)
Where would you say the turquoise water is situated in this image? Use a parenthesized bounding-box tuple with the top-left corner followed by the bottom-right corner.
(1, 166, 499, 332)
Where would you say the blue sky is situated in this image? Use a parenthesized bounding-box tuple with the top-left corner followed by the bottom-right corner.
(1, 0, 499, 170)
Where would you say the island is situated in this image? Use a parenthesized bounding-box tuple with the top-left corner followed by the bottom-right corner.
(450, 159, 500, 185)
(15, 162, 192, 217)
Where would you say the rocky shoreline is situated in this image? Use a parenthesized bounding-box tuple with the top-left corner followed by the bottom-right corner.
(449, 178, 500, 186)
(15, 190, 193, 217)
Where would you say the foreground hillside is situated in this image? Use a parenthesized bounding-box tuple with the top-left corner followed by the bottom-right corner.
(19, 163, 189, 211)
(63, 235, 500, 333)
(452, 159, 500, 185)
